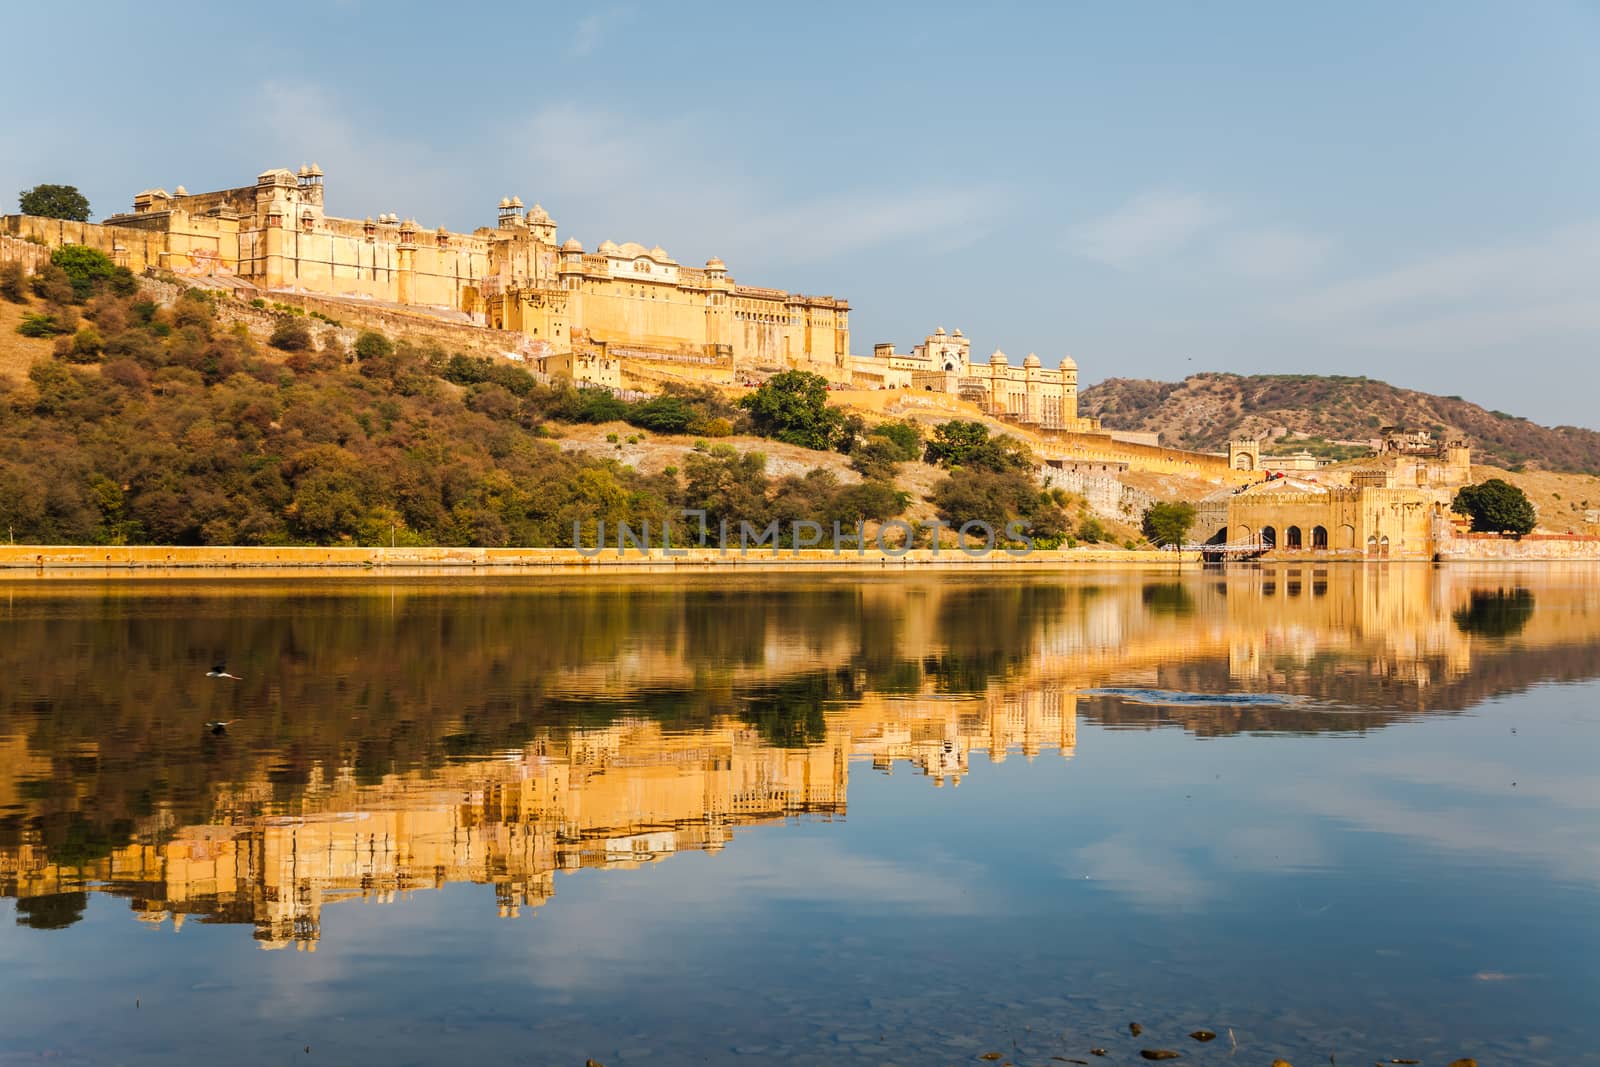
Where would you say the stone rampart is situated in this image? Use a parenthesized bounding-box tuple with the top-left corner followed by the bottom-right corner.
(0, 234, 51, 275)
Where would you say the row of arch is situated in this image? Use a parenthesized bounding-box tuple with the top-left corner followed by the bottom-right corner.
(1227, 523, 1389, 554)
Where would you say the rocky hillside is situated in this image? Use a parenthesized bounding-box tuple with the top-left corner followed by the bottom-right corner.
(1080, 373, 1600, 474)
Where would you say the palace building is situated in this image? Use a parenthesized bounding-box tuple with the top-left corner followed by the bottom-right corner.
(3, 165, 850, 379)
(851, 326, 1096, 432)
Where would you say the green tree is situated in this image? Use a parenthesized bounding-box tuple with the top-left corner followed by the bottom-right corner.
(1141, 501, 1196, 546)
(738, 370, 844, 450)
(19, 183, 90, 221)
(1452, 478, 1536, 535)
(924, 420, 1033, 473)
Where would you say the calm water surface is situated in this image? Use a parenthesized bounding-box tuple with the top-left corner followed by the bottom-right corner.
(2, 566, 1597, 1066)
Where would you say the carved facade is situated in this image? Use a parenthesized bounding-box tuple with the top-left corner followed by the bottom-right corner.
(854, 327, 1096, 432)
(4, 166, 849, 379)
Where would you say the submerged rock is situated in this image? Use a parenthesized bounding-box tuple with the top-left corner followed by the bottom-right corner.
(980, 1054, 1004, 1062)
(1090, 1050, 1108, 1057)
(1447, 1061, 1477, 1067)
(1189, 1031, 1217, 1042)
(1140, 1051, 1181, 1061)
(1130, 1023, 1144, 1036)
(1271, 1060, 1293, 1067)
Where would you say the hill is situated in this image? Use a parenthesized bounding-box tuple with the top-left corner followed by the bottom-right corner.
(1080, 373, 1600, 474)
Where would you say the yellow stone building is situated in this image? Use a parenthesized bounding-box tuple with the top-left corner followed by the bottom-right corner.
(1198, 431, 1473, 557)
(852, 326, 1096, 432)
(2, 166, 851, 380)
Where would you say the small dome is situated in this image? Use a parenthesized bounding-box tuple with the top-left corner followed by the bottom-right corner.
(597, 239, 619, 254)
(528, 202, 550, 221)
(989, 349, 1008, 366)
(510, 195, 524, 209)
(175, 185, 188, 197)
(437, 225, 448, 234)
(499, 197, 511, 209)
(935, 326, 946, 335)
(364, 216, 374, 225)
(561, 238, 583, 252)
(952, 328, 963, 337)
(649, 245, 668, 259)
(1059, 355, 1078, 370)
(309, 162, 323, 176)
(1023, 352, 1041, 368)
(705, 256, 726, 270)
(298, 164, 309, 177)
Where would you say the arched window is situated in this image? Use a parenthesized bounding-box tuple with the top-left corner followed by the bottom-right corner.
(1312, 525, 1328, 550)
(1262, 526, 1277, 549)
(1285, 525, 1303, 549)
(1367, 535, 1379, 554)
(1379, 535, 1391, 557)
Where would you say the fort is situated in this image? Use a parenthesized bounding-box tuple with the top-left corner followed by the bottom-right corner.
(2, 165, 1085, 425)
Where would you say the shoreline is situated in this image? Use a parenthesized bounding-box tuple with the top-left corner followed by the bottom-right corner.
(0, 544, 1201, 576)
(0, 544, 1592, 579)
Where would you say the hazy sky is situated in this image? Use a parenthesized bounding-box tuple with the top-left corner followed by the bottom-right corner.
(4, 2, 1596, 426)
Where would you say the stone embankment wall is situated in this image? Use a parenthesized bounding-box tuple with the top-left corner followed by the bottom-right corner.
(1435, 531, 1600, 561)
(0, 545, 1198, 574)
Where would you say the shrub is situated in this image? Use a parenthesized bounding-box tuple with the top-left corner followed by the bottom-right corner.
(63, 327, 104, 363)
(18, 312, 69, 338)
(268, 319, 314, 352)
(0, 262, 27, 303)
(354, 331, 393, 362)
(250, 298, 267, 309)
(869, 419, 923, 461)
(29, 264, 75, 305)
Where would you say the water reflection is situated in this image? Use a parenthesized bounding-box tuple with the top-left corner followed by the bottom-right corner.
(3, 564, 1597, 950)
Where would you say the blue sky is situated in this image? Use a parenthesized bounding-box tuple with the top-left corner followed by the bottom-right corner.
(5, 2, 1597, 426)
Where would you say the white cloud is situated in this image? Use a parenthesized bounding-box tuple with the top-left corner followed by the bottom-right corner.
(1068, 190, 1227, 267)
(1218, 227, 1333, 280)
(507, 102, 1000, 264)
(1278, 222, 1600, 350)
(572, 7, 630, 58)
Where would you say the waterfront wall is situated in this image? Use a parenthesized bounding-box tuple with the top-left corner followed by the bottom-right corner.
(0, 544, 1199, 574)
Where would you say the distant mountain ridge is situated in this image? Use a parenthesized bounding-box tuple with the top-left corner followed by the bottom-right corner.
(1078, 373, 1600, 474)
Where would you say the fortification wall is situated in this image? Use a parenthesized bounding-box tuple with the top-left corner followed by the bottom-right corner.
(1038, 431, 1249, 482)
(0, 234, 50, 275)
(1, 214, 167, 273)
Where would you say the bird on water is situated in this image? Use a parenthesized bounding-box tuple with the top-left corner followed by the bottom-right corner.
(204, 719, 239, 735)
(207, 659, 242, 680)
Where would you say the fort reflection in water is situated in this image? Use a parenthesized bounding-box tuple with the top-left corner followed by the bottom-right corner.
(3, 564, 1597, 947)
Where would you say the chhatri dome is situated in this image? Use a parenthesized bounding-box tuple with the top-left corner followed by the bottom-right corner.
(1059, 355, 1077, 370)
(1023, 352, 1041, 368)
(989, 349, 1009, 366)
(561, 238, 583, 252)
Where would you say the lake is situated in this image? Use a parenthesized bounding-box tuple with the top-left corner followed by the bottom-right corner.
(2, 565, 1597, 1066)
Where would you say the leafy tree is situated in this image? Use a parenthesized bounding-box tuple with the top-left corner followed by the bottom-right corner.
(628, 395, 696, 434)
(1141, 501, 1196, 546)
(49, 244, 117, 301)
(930, 468, 1067, 544)
(268, 318, 314, 352)
(738, 370, 844, 450)
(1452, 478, 1536, 535)
(19, 183, 90, 221)
(924, 420, 1033, 473)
